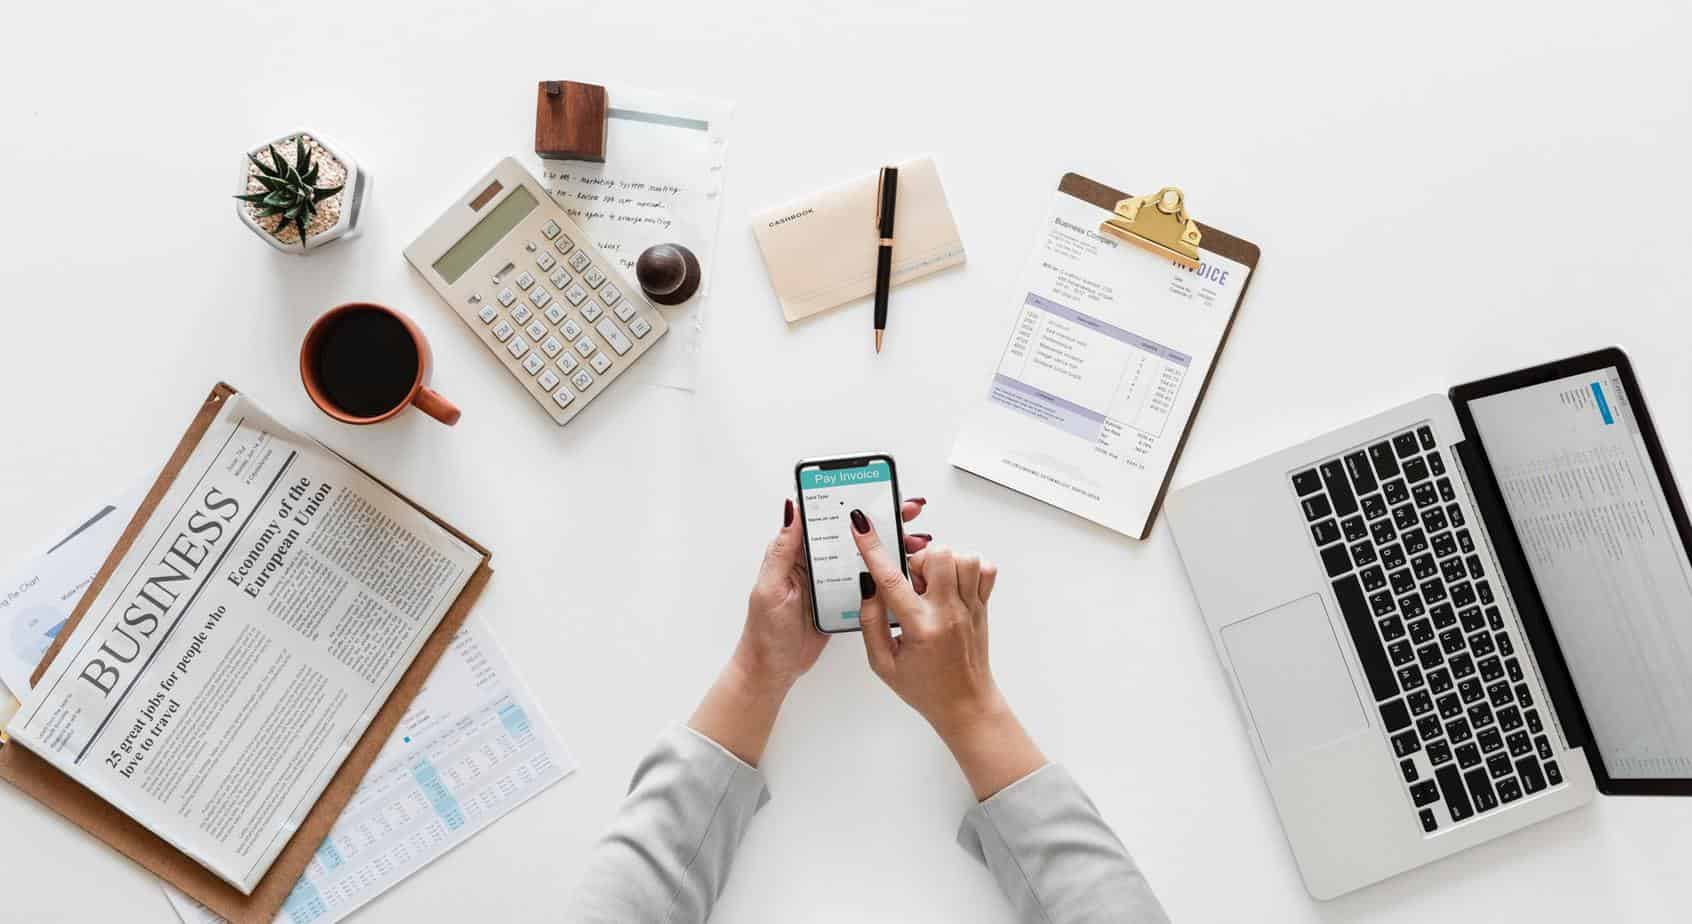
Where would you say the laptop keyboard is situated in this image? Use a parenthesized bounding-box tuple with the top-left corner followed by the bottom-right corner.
(1292, 424, 1563, 834)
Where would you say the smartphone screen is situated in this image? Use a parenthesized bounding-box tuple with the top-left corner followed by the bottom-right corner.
(796, 455, 905, 633)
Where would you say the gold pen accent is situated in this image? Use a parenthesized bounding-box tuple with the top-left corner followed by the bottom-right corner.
(875, 169, 884, 228)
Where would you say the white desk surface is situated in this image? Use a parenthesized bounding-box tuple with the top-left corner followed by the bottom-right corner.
(4, 2, 1691, 921)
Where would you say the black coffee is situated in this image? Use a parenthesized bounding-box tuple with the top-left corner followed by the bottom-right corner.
(313, 308, 420, 418)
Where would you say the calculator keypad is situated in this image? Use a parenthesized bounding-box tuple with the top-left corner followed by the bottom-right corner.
(596, 319, 633, 355)
(422, 165, 667, 427)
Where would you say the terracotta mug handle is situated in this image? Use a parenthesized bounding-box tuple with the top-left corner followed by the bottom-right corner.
(411, 386, 461, 426)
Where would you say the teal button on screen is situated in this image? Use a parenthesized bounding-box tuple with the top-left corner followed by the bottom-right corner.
(800, 462, 890, 489)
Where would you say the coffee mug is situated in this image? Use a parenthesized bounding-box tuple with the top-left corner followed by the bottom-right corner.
(300, 303, 461, 426)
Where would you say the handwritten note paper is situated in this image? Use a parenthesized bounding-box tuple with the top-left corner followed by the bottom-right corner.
(540, 86, 732, 393)
(552, 176, 691, 245)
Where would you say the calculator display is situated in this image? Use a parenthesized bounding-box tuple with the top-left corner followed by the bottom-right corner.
(433, 185, 538, 284)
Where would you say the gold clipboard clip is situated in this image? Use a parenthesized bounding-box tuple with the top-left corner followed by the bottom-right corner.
(1099, 186, 1203, 269)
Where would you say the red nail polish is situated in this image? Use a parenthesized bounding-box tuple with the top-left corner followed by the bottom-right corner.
(850, 509, 870, 534)
(859, 571, 875, 599)
(784, 499, 794, 527)
(909, 532, 932, 541)
(908, 496, 927, 506)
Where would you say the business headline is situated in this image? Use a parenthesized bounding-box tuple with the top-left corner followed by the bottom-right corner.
(76, 477, 335, 701)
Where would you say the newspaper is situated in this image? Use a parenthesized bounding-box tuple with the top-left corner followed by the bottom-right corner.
(3, 392, 483, 894)
(162, 614, 573, 924)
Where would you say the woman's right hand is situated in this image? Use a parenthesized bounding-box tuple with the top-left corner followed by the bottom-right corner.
(849, 509, 1046, 799)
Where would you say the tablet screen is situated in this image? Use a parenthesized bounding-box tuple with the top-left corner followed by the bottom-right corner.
(1467, 366, 1692, 780)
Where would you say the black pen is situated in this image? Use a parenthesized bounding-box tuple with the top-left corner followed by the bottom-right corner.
(873, 165, 898, 353)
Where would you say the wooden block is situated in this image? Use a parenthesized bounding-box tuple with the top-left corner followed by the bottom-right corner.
(535, 81, 607, 163)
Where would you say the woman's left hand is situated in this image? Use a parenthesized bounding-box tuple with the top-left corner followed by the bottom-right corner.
(694, 496, 932, 765)
(733, 496, 932, 691)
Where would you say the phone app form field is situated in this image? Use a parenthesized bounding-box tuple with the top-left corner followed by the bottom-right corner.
(800, 462, 899, 633)
(952, 188, 1249, 538)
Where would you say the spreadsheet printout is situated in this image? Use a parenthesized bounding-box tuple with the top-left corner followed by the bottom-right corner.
(951, 187, 1250, 538)
(163, 615, 575, 924)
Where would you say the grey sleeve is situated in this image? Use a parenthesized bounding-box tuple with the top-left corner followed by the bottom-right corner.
(565, 725, 770, 924)
(957, 764, 1170, 924)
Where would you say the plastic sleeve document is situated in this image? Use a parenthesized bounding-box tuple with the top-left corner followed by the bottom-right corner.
(951, 179, 1254, 539)
(538, 84, 733, 392)
(0, 485, 144, 700)
(3, 392, 482, 893)
(162, 614, 574, 924)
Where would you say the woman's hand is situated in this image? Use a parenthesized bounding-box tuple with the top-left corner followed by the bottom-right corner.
(849, 512, 1046, 799)
(732, 497, 932, 688)
(689, 497, 931, 766)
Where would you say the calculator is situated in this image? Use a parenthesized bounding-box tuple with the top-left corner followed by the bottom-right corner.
(403, 158, 668, 425)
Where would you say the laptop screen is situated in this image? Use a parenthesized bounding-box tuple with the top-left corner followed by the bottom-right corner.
(1467, 366, 1692, 780)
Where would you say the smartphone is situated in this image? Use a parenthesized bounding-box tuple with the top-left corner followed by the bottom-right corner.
(795, 453, 907, 634)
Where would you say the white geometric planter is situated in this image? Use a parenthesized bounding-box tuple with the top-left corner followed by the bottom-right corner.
(234, 130, 368, 254)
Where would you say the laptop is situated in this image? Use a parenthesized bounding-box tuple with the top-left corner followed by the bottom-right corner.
(1165, 348, 1692, 898)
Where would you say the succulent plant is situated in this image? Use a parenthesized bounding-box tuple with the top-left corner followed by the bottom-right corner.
(234, 136, 344, 241)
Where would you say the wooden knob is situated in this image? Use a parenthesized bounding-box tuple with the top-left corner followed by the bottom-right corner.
(635, 243, 701, 306)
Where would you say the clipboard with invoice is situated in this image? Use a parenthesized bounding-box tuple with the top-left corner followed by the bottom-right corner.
(950, 174, 1261, 540)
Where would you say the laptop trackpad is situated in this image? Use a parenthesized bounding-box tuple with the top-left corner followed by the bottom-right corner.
(1222, 594, 1368, 765)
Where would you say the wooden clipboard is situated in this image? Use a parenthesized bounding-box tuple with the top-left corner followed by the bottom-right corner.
(0, 382, 494, 923)
(1059, 173, 1261, 539)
